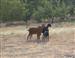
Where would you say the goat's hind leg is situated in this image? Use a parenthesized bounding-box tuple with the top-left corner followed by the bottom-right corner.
(30, 34, 32, 40)
(27, 33, 32, 40)
(27, 33, 30, 40)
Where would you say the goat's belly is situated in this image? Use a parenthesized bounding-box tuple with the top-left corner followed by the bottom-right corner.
(30, 31, 41, 34)
(31, 32, 38, 34)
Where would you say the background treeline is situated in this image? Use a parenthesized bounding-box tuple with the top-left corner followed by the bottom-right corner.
(0, 0, 75, 23)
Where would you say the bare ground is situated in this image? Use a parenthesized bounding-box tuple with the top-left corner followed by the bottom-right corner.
(0, 23, 75, 58)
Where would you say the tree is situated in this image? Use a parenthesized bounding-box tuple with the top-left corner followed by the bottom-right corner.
(0, 0, 27, 22)
(0, 0, 75, 23)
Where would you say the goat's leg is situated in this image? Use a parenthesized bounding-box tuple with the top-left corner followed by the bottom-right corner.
(47, 35, 49, 41)
(30, 34, 32, 39)
(42, 35, 45, 41)
(37, 34, 41, 40)
(27, 33, 30, 40)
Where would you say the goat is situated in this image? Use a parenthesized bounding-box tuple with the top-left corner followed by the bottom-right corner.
(42, 23, 52, 40)
(27, 24, 45, 40)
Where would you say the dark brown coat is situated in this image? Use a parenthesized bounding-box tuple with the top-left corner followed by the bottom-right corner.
(27, 25, 45, 40)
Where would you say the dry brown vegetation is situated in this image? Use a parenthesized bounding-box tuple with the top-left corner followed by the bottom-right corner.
(0, 22, 75, 58)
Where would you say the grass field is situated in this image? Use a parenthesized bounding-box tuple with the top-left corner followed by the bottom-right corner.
(0, 22, 75, 58)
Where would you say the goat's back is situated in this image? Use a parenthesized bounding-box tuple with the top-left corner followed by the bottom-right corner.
(28, 26, 43, 34)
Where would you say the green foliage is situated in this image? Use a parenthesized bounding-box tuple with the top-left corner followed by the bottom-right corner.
(0, 0, 75, 22)
(0, 0, 27, 22)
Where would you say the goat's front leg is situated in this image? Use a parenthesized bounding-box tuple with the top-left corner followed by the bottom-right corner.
(42, 35, 45, 41)
(37, 34, 41, 40)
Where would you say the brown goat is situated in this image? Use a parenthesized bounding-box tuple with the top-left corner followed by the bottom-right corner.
(27, 24, 45, 40)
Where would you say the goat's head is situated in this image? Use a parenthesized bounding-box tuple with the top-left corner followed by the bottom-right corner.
(47, 23, 51, 28)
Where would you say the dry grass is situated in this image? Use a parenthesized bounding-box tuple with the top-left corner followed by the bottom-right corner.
(0, 23, 75, 58)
